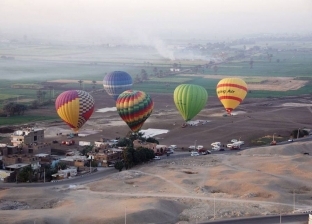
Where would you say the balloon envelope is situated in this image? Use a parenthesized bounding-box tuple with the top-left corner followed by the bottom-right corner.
(173, 84, 208, 121)
(103, 71, 133, 101)
(116, 90, 154, 132)
(55, 90, 95, 132)
(216, 77, 247, 114)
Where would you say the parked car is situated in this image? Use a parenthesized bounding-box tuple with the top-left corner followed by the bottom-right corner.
(167, 149, 174, 154)
(219, 148, 225, 151)
(212, 145, 220, 151)
(196, 145, 204, 150)
(227, 143, 233, 148)
(169, 145, 177, 149)
(211, 142, 221, 147)
(288, 139, 294, 142)
(153, 156, 161, 160)
(231, 139, 238, 143)
(191, 152, 200, 156)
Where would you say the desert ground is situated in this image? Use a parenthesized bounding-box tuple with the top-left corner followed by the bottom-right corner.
(1, 93, 312, 223)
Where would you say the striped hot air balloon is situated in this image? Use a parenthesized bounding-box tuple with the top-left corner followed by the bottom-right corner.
(103, 71, 133, 101)
(55, 90, 95, 133)
(216, 78, 247, 114)
(173, 84, 208, 122)
(116, 90, 154, 132)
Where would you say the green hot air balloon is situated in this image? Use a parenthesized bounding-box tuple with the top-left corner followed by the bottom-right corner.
(173, 84, 208, 121)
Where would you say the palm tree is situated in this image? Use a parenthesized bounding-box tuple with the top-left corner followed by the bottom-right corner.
(36, 90, 42, 103)
(78, 80, 83, 89)
(41, 91, 47, 102)
(249, 59, 254, 69)
(152, 67, 158, 76)
(48, 86, 53, 100)
(92, 80, 97, 91)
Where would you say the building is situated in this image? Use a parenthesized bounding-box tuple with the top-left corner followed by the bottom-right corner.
(87, 148, 123, 167)
(133, 140, 167, 155)
(11, 128, 44, 146)
(51, 168, 77, 180)
(1, 127, 51, 167)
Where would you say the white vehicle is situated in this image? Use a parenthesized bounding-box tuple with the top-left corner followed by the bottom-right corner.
(227, 143, 233, 148)
(212, 145, 220, 151)
(167, 149, 174, 154)
(169, 145, 177, 149)
(153, 156, 161, 160)
(191, 152, 200, 156)
(236, 141, 244, 145)
(188, 145, 196, 150)
(196, 145, 204, 150)
(231, 139, 238, 143)
(211, 142, 221, 147)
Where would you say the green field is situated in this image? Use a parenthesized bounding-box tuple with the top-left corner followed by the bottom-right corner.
(0, 41, 312, 101)
(0, 115, 58, 126)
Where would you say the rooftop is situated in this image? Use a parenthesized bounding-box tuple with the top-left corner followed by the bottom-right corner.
(6, 163, 30, 169)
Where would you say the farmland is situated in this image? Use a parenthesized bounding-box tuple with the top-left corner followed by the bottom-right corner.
(0, 40, 312, 106)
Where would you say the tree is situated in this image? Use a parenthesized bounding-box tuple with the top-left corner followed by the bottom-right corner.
(2, 102, 16, 116)
(146, 137, 159, 144)
(15, 104, 27, 115)
(78, 80, 83, 89)
(92, 80, 97, 91)
(41, 91, 47, 102)
(2, 103, 27, 116)
(267, 54, 273, 62)
(249, 59, 254, 69)
(134, 74, 141, 83)
(116, 138, 133, 147)
(81, 145, 93, 156)
(114, 161, 124, 172)
(36, 90, 43, 103)
(140, 69, 148, 81)
(291, 129, 308, 139)
(30, 100, 39, 109)
(152, 67, 158, 76)
(17, 166, 33, 182)
(57, 162, 67, 170)
(213, 65, 219, 74)
(47, 85, 53, 100)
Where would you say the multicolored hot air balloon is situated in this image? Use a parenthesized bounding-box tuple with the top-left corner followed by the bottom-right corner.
(173, 84, 208, 121)
(216, 77, 247, 114)
(116, 90, 153, 132)
(55, 90, 95, 133)
(103, 71, 133, 101)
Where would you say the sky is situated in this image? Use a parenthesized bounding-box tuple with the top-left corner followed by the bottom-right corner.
(1, 0, 312, 43)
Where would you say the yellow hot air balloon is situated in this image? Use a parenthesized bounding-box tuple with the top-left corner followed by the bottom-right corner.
(216, 78, 247, 114)
(55, 90, 95, 133)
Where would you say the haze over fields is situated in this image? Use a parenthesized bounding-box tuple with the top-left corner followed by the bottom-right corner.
(1, 0, 312, 43)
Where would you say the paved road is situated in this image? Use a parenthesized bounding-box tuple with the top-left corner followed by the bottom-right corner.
(201, 213, 309, 224)
(0, 167, 117, 188)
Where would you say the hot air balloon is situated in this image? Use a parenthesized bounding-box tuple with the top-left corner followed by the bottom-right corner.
(103, 71, 133, 101)
(173, 84, 208, 121)
(216, 77, 247, 114)
(55, 90, 95, 133)
(116, 90, 153, 132)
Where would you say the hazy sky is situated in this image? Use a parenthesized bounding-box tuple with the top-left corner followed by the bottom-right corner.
(1, 0, 312, 43)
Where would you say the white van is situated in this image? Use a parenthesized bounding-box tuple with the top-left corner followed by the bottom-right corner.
(191, 152, 200, 156)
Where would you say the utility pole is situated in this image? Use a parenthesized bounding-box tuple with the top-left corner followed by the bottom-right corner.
(297, 128, 300, 139)
(90, 158, 91, 173)
(214, 195, 216, 220)
(125, 207, 127, 224)
(293, 189, 296, 212)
